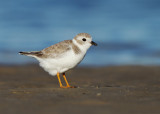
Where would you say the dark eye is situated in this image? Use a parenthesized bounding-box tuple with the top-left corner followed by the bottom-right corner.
(82, 38, 86, 41)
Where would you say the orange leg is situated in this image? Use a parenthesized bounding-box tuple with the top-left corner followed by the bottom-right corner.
(57, 72, 63, 88)
(62, 73, 73, 88)
(57, 72, 75, 88)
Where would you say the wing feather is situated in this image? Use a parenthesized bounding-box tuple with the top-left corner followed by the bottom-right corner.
(41, 40, 72, 58)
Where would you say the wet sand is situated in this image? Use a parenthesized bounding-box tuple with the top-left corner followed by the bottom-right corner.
(0, 65, 160, 114)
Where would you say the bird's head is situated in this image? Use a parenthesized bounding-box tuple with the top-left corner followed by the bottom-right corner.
(73, 33, 97, 51)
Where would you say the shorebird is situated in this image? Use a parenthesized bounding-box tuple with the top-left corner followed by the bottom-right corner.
(19, 33, 97, 88)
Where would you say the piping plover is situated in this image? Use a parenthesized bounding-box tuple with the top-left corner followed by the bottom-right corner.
(19, 33, 97, 88)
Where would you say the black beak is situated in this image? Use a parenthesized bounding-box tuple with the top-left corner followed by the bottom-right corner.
(91, 41, 98, 46)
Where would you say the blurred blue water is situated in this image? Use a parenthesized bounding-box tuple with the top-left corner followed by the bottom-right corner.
(0, 0, 160, 66)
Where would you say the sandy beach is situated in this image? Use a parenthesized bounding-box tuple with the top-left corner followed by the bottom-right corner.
(0, 65, 160, 114)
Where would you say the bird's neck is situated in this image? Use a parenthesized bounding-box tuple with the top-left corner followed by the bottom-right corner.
(72, 39, 90, 54)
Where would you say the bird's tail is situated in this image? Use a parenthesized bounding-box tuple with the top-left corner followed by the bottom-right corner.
(19, 51, 43, 57)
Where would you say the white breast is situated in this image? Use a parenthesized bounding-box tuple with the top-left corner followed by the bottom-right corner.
(38, 49, 85, 76)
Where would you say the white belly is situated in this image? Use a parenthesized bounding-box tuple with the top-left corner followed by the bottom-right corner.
(38, 50, 85, 76)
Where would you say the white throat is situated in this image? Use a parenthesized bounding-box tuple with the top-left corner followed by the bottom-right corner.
(72, 39, 91, 54)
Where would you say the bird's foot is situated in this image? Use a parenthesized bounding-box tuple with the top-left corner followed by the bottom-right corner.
(60, 85, 76, 88)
